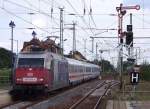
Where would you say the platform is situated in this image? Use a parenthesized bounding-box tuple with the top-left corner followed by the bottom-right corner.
(106, 100, 150, 109)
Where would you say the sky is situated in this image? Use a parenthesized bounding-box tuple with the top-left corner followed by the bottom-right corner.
(0, 0, 150, 66)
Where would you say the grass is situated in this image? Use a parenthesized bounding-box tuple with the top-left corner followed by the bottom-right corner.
(110, 74, 150, 101)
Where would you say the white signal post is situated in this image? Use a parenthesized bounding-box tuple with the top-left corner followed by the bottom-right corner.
(116, 4, 140, 89)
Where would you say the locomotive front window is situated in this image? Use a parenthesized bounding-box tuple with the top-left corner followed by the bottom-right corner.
(18, 58, 44, 67)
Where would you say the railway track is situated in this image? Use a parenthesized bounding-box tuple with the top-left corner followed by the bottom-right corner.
(0, 80, 119, 109)
(68, 80, 119, 109)
(1, 91, 61, 109)
(1, 79, 101, 109)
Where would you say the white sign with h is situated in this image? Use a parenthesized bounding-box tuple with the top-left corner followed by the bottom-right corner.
(131, 72, 139, 83)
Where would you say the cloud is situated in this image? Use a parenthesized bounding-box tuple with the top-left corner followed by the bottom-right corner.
(32, 18, 46, 28)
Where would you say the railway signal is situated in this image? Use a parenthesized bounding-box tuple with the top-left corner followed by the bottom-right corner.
(116, 4, 140, 89)
(126, 31, 133, 47)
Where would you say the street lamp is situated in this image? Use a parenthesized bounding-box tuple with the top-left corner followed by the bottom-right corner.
(9, 20, 15, 84)
(9, 21, 15, 54)
(13, 40, 18, 54)
(32, 31, 37, 38)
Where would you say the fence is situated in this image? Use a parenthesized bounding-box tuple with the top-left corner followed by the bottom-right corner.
(0, 68, 11, 86)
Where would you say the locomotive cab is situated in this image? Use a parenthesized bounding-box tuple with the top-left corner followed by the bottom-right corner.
(13, 53, 51, 91)
(15, 58, 45, 84)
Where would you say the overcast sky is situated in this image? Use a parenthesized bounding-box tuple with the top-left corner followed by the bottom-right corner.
(0, 0, 149, 65)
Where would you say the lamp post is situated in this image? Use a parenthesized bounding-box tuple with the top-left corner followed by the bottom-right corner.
(13, 40, 18, 54)
(32, 31, 37, 38)
(99, 50, 103, 73)
(9, 21, 15, 84)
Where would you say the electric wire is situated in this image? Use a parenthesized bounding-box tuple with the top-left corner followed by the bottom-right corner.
(0, 7, 54, 35)
(3, 0, 62, 35)
(65, 0, 96, 36)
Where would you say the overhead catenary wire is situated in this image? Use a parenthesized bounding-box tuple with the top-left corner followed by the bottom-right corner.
(133, 14, 150, 27)
(5, 0, 93, 40)
(65, 0, 96, 36)
(89, 0, 97, 28)
(2, 0, 123, 60)
(81, 0, 97, 30)
(4, 0, 60, 26)
(64, 0, 111, 58)
(2, 0, 63, 36)
(0, 7, 54, 35)
(3, 0, 119, 41)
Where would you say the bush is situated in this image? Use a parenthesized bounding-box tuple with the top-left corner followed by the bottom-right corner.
(0, 48, 12, 68)
(140, 64, 150, 81)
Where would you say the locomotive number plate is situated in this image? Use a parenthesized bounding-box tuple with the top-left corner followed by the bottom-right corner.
(23, 77, 37, 82)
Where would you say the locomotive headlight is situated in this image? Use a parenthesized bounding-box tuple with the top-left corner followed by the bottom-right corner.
(16, 78, 22, 81)
(39, 78, 44, 81)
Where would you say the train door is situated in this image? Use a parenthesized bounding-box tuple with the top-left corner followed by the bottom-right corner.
(58, 60, 69, 86)
(52, 59, 69, 90)
(51, 59, 58, 90)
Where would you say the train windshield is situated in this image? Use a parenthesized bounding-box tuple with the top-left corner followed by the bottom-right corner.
(18, 58, 44, 68)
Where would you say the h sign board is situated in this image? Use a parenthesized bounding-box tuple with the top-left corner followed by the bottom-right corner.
(131, 72, 139, 85)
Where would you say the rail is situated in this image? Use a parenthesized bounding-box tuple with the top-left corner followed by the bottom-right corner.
(93, 81, 120, 109)
(69, 80, 119, 109)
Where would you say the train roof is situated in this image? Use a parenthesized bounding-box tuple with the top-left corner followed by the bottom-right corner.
(18, 52, 47, 58)
(17, 52, 99, 68)
(17, 52, 66, 62)
(66, 58, 99, 68)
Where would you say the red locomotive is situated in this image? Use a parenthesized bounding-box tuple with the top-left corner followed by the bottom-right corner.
(12, 35, 100, 93)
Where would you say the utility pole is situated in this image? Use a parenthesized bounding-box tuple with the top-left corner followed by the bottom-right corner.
(83, 38, 87, 58)
(72, 22, 76, 53)
(116, 3, 140, 89)
(9, 20, 15, 84)
(96, 42, 98, 60)
(90, 30, 109, 60)
(59, 7, 64, 55)
(14, 40, 18, 54)
(91, 37, 94, 53)
(65, 22, 77, 55)
(99, 50, 103, 73)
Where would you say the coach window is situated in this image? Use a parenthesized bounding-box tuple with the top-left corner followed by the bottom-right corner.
(86, 67, 88, 72)
(72, 65, 74, 72)
(80, 66, 82, 72)
(75, 66, 77, 72)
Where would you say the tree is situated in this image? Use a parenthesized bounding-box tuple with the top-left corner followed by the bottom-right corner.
(140, 62, 150, 81)
(123, 61, 134, 72)
(0, 47, 13, 68)
(98, 59, 115, 73)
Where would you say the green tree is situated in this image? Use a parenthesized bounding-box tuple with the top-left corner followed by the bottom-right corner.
(0, 47, 12, 68)
(123, 61, 134, 72)
(140, 62, 150, 81)
(98, 59, 115, 73)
